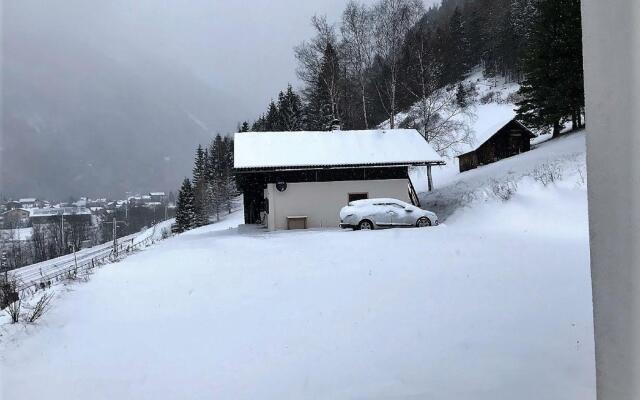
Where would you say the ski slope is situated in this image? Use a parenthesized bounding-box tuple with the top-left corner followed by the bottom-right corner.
(0, 134, 594, 400)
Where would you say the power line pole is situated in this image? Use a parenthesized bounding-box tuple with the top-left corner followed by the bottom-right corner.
(103, 215, 126, 257)
(60, 210, 65, 255)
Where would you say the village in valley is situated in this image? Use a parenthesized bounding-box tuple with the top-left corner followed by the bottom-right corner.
(0, 192, 176, 269)
(0, 0, 594, 399)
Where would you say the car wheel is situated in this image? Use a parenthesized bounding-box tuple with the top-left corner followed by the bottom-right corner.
(416, 217, 432, 228)
(358, 220, 374, 230)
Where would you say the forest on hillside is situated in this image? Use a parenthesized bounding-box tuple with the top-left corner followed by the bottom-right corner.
(246, 0, 584, 146)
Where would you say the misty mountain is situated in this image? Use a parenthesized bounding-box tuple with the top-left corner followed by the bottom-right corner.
(1, 8, 242, 200)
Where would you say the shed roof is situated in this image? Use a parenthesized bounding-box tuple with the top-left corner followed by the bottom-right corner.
(234, 129, 444, 171)
(458, 106, 536, 157)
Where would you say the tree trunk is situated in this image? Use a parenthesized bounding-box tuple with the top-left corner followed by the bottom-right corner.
(553, 121, 561, 138)
(361, 81, 369, 129)
(578, 110, 583, 128)
(390, 71, 396, 129)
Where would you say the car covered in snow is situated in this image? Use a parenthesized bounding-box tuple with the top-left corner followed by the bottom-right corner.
(339, 198, 439, 230)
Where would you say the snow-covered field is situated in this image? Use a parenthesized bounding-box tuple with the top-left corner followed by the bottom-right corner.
(0, 134, 594, 400)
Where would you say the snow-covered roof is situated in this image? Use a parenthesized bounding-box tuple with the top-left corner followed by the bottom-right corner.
(30, 207, 92, 217)
(458, 104, 535, 156)
(149, 192, 166, 196)
(234, 129, 444, 170)
(19, 198, 37, 203)
(1, 208, 31, 215)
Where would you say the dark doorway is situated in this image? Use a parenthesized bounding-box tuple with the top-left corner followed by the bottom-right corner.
(348, 193, 369, 203)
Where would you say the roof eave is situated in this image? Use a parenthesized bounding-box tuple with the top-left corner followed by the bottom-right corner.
(234, 160, 446, 173)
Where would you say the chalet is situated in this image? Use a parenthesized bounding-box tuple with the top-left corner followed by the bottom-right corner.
(234, 129, 444, 231)
(458, 116, 537, 173)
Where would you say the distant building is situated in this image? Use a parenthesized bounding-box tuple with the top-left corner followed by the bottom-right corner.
(5, 201, 21, 210)
(458, 117, 537, 173)
(234, 129, 444, 231)
(18, 198, 41, 209)
(149, 192, 166, 203)
(30, 207, 93, 225)
(1, 208, 31, 229)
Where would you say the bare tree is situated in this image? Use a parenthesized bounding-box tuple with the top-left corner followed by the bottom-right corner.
(400, 27, 473, 155)
(341, 1, 375, 128)
(31, 224, 49, 263)
(373, 0, 424, 128)
(294, 15, 338, 88)
(25, 291, 54, 323)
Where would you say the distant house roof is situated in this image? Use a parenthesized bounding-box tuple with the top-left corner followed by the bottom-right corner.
(1, 208, 30, 216)
(149, 192, 166, 196)
(234, 129, 444, 171)
(19, 198, 37, 203)
(30, 207, 92, 217)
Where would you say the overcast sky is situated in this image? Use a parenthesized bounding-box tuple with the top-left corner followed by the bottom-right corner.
(6, 0, 439, 127)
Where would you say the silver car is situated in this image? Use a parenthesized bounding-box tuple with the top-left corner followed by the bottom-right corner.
(339, 198, 439, 230)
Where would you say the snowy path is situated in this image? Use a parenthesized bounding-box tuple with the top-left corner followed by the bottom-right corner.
(0, 183, 594, 399)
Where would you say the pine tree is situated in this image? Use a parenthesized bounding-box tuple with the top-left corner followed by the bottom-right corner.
(192, 145, 210, 226)
(444, 7, 472, 83)
(278, 85, 303, 131)
(516, 0, 584, 136)
(251, 115, 267, 132)
(265, 101, 281, 131)
(240, 121, 250, 132)
(221, 135, 237, 213)
(192, 178, 211, 227)
(175, 178, 195, 232)
(208, 134, 225, 220)
(192, 145, 206, 186)
(455, 82, 469, 108)
(305, 43, 341, 131)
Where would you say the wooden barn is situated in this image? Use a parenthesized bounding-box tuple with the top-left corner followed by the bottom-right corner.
(458, 117, 536, 173)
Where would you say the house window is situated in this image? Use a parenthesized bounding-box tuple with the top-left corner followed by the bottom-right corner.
(348, 193, 368, 203)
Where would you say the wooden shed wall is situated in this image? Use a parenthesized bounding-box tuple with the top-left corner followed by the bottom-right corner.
(459, 121, 534, 172)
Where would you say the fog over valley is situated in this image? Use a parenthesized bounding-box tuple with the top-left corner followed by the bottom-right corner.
(1, 0, 387, 199)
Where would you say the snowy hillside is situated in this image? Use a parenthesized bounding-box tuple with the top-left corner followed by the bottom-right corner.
(418, 131, 587, 221)
(383, 68, 524, 155)
(1, 130, 594, 399)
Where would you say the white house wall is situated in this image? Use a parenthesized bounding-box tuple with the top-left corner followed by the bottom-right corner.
(266, 179, 409, 230)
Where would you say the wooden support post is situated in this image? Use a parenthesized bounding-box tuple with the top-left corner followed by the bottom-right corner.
(427, 165, 433, 192)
